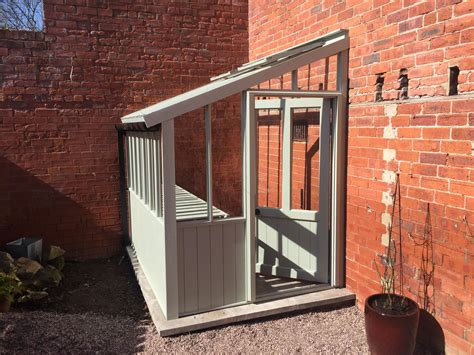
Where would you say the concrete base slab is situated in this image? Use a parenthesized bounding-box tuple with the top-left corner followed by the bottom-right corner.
(127, 246, 356, 337)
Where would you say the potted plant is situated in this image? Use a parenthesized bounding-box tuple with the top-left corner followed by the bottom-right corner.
(0, 272, 21, 312)
(365, 175, 420, 355)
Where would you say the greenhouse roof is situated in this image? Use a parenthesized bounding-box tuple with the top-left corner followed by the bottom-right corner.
(121, 29, 349, 128)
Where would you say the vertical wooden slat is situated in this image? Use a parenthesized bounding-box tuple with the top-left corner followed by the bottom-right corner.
(177, 228, 184, 313)
(288, 220, 299, 271)
(223, 223, 236, 304)
(128, 134, 134, 191)
(235, 222, 246, 302)
(299, 220, 311, 273)
(183, 227, 198, 313)
(149, 136, 156, 212)
(142, 135, 147, 202)
(210, 224, 224, 308)
(133, 134, 139, 194)
(319, 98, 331, 283)
(144, 135, 149, 205)
(267, 217, 279, 268)
(148, 133, 155, 211)
(125, 134, 131, 189)
(156, 130, 163, 217)
(331, 49, 349, 287)
(197, 226, 211, 310)
(205, 105, 213, 222)
(161, 119, 178, 319)
(281, 219, 288, 270)
(291, 69, 298, 90)
(257, 219, 265, 266)
(129, 134, 134, 192)
(281, 99, 292, 211)
(311, 221, 318, 272)
(244, 91, 256, 302)
(136, 135, 140, 198)
(139, 135, 144, 200)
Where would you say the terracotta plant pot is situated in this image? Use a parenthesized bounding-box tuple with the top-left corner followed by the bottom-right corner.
(365, 293, 419, 355)
(0, 297, 12, 313)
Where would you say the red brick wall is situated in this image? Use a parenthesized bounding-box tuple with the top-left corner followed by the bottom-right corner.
(257, 110, 321, 211)
(0, 0, 248, 259)
(250, 0, 473, 353)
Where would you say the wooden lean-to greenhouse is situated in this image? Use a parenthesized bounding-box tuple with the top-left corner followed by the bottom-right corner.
(118, 29, 354, 335)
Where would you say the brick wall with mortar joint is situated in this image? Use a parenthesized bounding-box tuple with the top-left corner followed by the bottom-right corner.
(250, 0, 473, 353)
(256, 111, 321, 211)
(0, 0, 248, 259)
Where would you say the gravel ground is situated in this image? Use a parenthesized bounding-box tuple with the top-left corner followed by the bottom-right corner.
(0, 257, 369, 354)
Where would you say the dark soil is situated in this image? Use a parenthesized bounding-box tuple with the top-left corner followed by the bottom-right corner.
(15, 255, 147, 319)
(369, 294, 418, 316)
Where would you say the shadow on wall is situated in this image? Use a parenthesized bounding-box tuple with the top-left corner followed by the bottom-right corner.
(416, 309, 445, 354)
(0, 157, 122, 259)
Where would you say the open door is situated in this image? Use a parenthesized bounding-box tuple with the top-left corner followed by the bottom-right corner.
(254, 97, 331, 284)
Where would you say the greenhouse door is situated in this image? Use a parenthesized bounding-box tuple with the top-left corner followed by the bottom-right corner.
(253, 97, 331, 284)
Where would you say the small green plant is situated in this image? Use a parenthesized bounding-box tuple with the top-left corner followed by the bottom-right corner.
(0, 272, 22, 303)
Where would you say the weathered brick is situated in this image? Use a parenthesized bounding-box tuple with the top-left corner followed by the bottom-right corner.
(1, 0, 249, 261)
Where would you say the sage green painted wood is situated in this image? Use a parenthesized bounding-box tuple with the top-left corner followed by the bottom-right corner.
(177, 228, 185, 312)
(331, 50, 349, 288)
(254, 98, 323, 110)
(197, 226, 212, 310)
(175, 185, 227, 221)
(183, 227, 198, 313)
(254, 97, 329, 283)
(235, 222, 246, 302)
(149, 136, 155, 211)
(244, 90, 257, 302)
(176, 220, 246, 316)
(133, 135, 139, 193)
(127, 245, 354, 337)
(257, 207, 318, 221)
(210, 224, 224, 308)
(205, 104, 213, 222)
(316, 98, 331, 281)
(129, 191, 168, 319)
(256, 219, 266, 266)
(281, 99, 292, 210)
(223, 222, 237, 304)
(126, 134, 132, 189)
(161, 120, 179, 320)
(156, 131, 163, 217)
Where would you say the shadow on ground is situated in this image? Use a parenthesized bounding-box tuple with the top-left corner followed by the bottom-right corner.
(0, 255, 371, 353)
(0, 256, 151, 353)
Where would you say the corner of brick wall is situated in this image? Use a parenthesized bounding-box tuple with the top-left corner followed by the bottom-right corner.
(0, 0, 248, 260)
